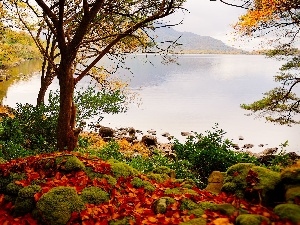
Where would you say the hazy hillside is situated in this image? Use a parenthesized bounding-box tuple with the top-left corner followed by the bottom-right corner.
(150, 26, 246, 54)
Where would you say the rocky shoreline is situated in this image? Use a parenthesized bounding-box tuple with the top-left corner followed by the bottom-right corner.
(93, 125, 300, 164)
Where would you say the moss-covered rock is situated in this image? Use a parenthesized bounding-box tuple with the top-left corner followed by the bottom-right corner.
(36, 186, 85, 225)
(180, 179, 196, 189)
(188, 208, 204, 217)
(285, 186, 300, 203)
(103, 174, 117, 186)
(6, 182, 23, 195)
(0, 157, 7, 164)
(222, 163, 281, 205)
(109, 216, 133, 225)
(164, 187, 198, 196)
(197, 201, 216, 211)
(274, 203, 300, 223)
(222, 163, 255, 197)
(153, 197, 176, 214)
(81, 186, 110, 204)
(110, 161, 139, 178)
(281, 160, 300, 184)
(152, 166, 175, 178)
(85, 167, 103, 180)
(14, 197, 35, 216)
(180, 199, 199, 210)
(146, 173, 169, 183)
(0, 175, 11, 192)
(236, 214, 270, 225)
(131, 177, 155, 192)
(205, 171, 225, 194)
(18, 185, 41, 198)
(179, 217, 206, 225)
(214, 203, 237, 216)
(65, 156, 85, 171)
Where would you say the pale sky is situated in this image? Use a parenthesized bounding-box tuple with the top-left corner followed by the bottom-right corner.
(166, 0, 257, 50)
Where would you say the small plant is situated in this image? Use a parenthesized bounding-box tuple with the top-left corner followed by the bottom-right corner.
(172, 124, 260, 188)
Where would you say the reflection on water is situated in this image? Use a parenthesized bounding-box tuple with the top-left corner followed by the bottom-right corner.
(2, 55, 300, 153)
(0, 60, 42, 104)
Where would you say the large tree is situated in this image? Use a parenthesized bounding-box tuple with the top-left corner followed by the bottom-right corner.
(221, 0, 300, 125)
(2, 0, 186, 151)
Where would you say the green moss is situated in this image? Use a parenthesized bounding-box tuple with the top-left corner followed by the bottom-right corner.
(214, 203, 237, 216)
(10, 172, 26, 181)
(188, 208, 204, 217)
(198, 201, 217, 210)
(274, 203, 300, 223)
(0, 175, 11, 192)
(85, 167, 103, 180)
(222, 163, 255, 197)
(207, 171, 224, 183)
(109, 217, 133, 225)
(110, 162, 139, 178)
(65, 156, 85, 171)
(281, 162, 300, 184)
(103, 174, 117, 186)
(146, 173, 169, 183)
(180, 199, 199, 210)
(0, 157, 7, 164)
(14, 197, 35, 216)
(36, 186, 85, 225)
(18, 185, 41, 198)
(222, 163, 280, 202)
(252, 166, 280, 191)
(131, 177, 155, 192)
(286, 186, 300, 203)
(4, 194, 16, 203)
(236, 214, 270, 225)
(164, 188, 198, 196)
(31, 179, 46, 185)
(179, 218, 206, 225)
(6, 182, 23, 195)
(81, 186, 110, 204)
(181, 179, 196, 189)
(153, 197, 175, 214)
(152, 166, 173, 174)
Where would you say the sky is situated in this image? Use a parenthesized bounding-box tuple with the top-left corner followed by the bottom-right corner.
(166, 0, 257, 50)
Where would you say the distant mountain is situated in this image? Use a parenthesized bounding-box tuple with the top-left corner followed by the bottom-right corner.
(149, 26, 246, 54)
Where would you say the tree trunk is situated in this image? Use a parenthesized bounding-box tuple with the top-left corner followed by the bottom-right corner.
(56, 61, 77, 151)
(37, 79, 50, 105)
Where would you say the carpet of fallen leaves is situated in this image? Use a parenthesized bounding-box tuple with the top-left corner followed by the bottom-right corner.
(0, 152, 295, 225)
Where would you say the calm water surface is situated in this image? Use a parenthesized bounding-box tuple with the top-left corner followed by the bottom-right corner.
(3, 54, 300, 153)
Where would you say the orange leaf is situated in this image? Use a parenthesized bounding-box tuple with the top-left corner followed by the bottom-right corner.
(148, 216, 157, 223)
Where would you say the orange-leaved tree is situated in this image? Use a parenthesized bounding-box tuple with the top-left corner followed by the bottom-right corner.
(1, 0, 187, 151)
(221, 0, 300, 125)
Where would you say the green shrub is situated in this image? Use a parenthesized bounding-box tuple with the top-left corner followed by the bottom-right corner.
(173, 124, 260, 188)
(97, 141, 125, 161)
(0, 85, 128, 159)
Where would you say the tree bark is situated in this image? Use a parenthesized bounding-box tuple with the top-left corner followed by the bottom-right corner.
(37, 78, 52, 105)
(56, 60, 77, 151)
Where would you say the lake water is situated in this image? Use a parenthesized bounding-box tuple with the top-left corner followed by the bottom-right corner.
(2, 54, 300, 153)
